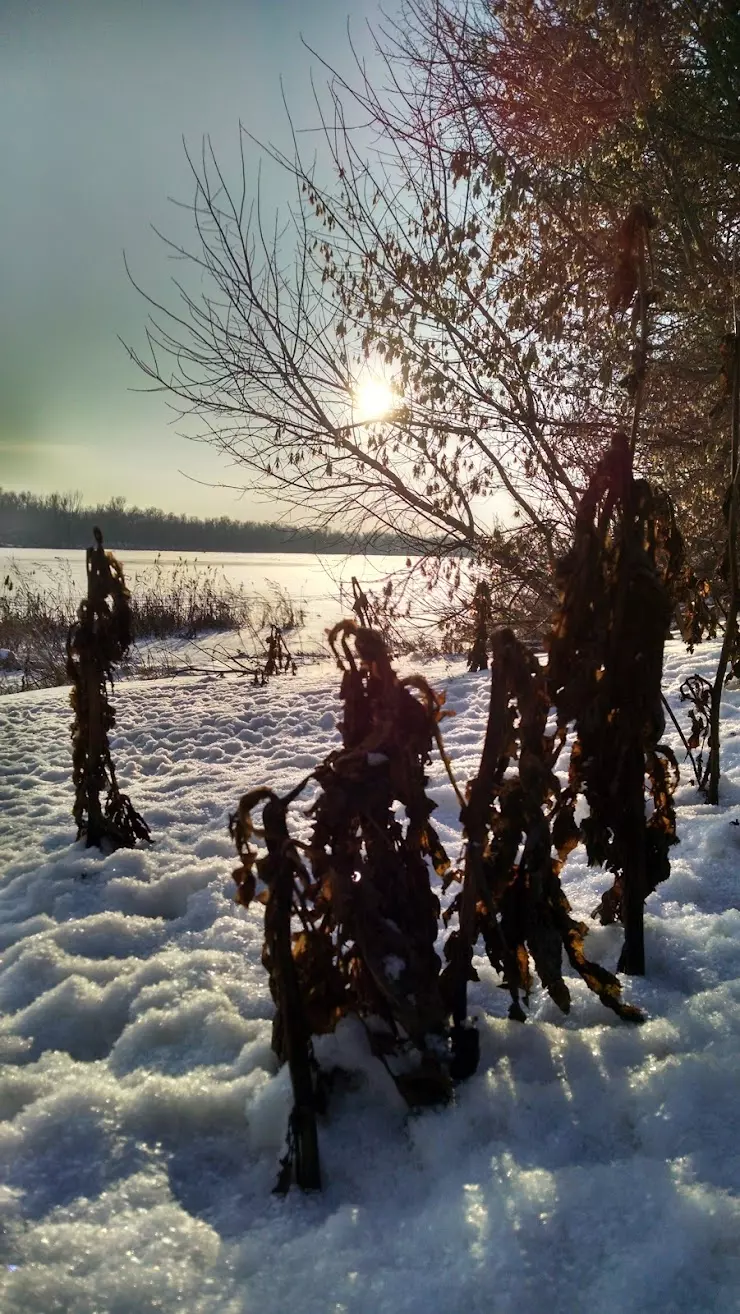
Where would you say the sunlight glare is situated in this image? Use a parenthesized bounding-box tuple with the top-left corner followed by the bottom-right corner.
(354, 374, 398, 422)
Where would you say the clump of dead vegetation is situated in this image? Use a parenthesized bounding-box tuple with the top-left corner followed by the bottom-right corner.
(548, 431, 680, 974)
(0, 565, 78, 690)
(230, 433, 686, 1193)
(231, 620, 454, 1189)
(443, 625, 644, 1088)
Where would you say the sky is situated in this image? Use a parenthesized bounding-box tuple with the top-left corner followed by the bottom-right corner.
(0, 0, 390, 520)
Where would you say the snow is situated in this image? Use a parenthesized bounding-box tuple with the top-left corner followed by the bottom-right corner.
(2, 641, 740, 1313)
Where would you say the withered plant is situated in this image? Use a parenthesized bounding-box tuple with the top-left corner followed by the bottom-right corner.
(444, 433, 681, 1071)
(350, 576, 377, 629)
(231, 621, 454, 1191)
(230, 604, 666, 1192)
(261, 625, 296, 680)
(443, 627, 643, 1082)
(230, 781, 322, 1192)
(235, 625, 297, 687)
(674, 570, 720, 650)
(547, 432, 679, 974)
(466, 581, 492, 672)
(67, 528, 151, 850)
(678, 675, 713, 796)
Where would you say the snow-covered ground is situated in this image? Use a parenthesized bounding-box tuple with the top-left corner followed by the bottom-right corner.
(2, 640, 740, 1313)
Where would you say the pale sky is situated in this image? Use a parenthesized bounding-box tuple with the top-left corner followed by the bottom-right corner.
(0, 0, 388, 519)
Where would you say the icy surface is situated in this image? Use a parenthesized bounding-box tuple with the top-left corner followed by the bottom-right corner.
(2, 642, 740, 1313)
(0, 549, 424, 660)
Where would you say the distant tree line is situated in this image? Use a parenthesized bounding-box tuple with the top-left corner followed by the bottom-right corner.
(0, 489, 412, 555)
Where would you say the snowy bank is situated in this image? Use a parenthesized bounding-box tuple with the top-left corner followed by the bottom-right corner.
(1, 643, 740, 1313)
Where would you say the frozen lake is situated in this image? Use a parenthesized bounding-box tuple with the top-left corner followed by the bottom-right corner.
(0, 548, 452, 656)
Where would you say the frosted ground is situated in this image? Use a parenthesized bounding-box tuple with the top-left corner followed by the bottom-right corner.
(2, 639, 740, 1313)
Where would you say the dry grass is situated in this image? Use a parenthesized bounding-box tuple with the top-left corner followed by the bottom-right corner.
(0, 558, 306, 693)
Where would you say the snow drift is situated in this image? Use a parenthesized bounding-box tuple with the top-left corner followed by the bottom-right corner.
(1, 643, 740, 1313)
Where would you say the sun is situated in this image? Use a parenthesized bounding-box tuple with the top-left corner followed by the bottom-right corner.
(354, 374, 399, 422)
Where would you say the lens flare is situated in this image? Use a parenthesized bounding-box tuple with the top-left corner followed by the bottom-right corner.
(354, 375, 398, 422)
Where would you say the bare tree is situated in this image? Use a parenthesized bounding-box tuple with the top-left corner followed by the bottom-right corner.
(124, 58, 603, 626)
(125, 0, 740, 642)
(124, 137, 484, 558)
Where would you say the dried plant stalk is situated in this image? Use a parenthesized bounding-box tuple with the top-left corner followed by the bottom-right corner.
(67, 527, 151, 850)
(443, 628, 643, 1072)
(262, 625, 296, 680)
(467, 581, 492, 672)
(231, 784, 321, 1193)
(548, 432, 678, 973)
(678, 674, 713, 795)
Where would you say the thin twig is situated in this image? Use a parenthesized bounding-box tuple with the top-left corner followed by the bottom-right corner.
(661, 691, 702, 789)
